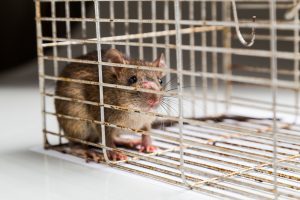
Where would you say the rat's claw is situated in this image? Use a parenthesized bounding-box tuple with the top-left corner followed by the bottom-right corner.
(62, 147, 103, 163)
(84, 151, 102, 163)
(139, 145, 158, 153)
(108, 150, 128, 161)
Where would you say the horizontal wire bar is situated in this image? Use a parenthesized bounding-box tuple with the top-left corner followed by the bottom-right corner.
(46, 130, 184, 165)
(41, 57, 299, 90)
(44, 92, 175, 119)
(230, 95, 299, 110)
(48, 128, 300, 197)
(45, 91, 300, 145)
(160, 154, 300, 196)
(49, 135, 273, 199)
(98, 41, 299, 61)
(44, 82, 300, 117)
(46, 109, 295, 163)
(166, 129, 297, 159)
(237, 4, 292, 9)
(45, 103, 300, 162)
(192, 154, 300, 187)
(45, 122, 300, 194)
(42, 93, 300, 155)
(228, 98, 300, 116)
(37, 17, 300, 31)
(42, 26, 224, 48)
(233, 64, 297, 76)
(45, 100, 300, 148)
(236, 34, 300, 43)
(41, 36, 299, 61)
(155, 138, 300, 189)
(179, 125, 300, 155)
(160, 139, 300, 192)
(44, 96, 282, 140)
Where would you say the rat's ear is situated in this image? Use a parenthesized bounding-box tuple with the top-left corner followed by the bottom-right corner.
(104, 49, 126, 75)
(153, 53, 167, 77)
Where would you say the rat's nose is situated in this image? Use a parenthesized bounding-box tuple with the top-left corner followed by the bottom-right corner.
(141, 81, 159, 91)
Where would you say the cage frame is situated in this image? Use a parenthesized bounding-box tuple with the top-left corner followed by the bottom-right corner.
(35, 0, 300, 199)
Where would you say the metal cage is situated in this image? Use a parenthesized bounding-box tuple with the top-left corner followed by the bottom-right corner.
(35, 0, 300, 199)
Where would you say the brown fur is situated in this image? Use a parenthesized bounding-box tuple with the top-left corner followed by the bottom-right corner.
(55, 49, 166, 155)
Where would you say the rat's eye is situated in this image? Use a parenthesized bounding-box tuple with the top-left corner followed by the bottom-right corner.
(158, 78, 163, 85)
(128, 76, 137, 85)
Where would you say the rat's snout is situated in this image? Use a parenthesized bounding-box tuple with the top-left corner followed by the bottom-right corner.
(141, 81, 159, 91)
(141, 81, 161, 108)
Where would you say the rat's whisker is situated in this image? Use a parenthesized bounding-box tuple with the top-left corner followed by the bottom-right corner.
(164, 85, 202, 93)
(159, 103, 170, 115)
(162, 95, 192, 102)
(162, 100, 178, 106)
(162, 98, 178, 108)
(162, 77, 177, 90)
(159, 103, 169, 115)
(160, 101, 178, 115)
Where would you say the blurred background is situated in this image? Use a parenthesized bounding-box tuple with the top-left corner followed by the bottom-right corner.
(0, 0, 73, 86)
(0, 1, 272, 86)
(0, 0, 37, 86)
(0, 1, 291, 86)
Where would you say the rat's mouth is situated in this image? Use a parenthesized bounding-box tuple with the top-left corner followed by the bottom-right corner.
(140, 97, 161, 112)
(140, 92, 162, 111)
(147, 99, 160, 108)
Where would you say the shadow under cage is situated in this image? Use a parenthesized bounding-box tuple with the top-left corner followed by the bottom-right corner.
(35, 0, 300, 199)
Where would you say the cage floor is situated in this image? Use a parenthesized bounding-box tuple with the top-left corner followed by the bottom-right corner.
(48, 118, 300, 200)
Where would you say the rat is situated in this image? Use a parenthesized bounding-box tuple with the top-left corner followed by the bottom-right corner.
(55, 48, 167, 161)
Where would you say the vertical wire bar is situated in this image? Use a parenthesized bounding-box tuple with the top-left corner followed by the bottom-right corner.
(81, 1, 87, 54)
(201, 1, 208, 116)
(51, 1, 58, 76)
(212, 1, 219, 114)
(293, 0, 300, 123)
(51, 0, 62, 144)
(65, 0, 72, 59)
(124, 0, 130, 55)
(35, 0, 47, 148)
(110, 1, 115, 49)
(270, 0, 279, 199)
(164, 0, 171, 115)
(222, 2, 232, 113)
(94, 0, 110, 163)
(152, 0, 157, 59)
(138, 1, 143, 59)
(174, 0, 189, 187)
(64, 1, 73, 148)
(189, 1, 196, 117)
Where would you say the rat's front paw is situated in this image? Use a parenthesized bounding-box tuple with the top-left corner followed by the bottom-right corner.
(139, 145, 158, 153)
(108, 150, 128, 161)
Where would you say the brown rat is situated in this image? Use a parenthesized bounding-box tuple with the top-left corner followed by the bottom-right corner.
(55, 48, 167, 161)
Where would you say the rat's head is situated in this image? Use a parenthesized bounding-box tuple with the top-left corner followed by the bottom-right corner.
(103, 49, 167, 111)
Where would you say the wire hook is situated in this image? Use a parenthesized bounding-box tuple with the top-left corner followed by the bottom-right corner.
(231, 0, 256, 47)
(285, 0, 300, 20)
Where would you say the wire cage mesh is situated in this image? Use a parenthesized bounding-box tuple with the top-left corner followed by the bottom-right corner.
(35, 0, 300, 199)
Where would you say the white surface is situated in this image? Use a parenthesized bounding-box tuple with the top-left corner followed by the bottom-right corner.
(0, 87, 215, 200)
(1, 64, 297, 200)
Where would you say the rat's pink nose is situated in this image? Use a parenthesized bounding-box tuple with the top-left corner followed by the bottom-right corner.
(142, 81, 159, 91)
